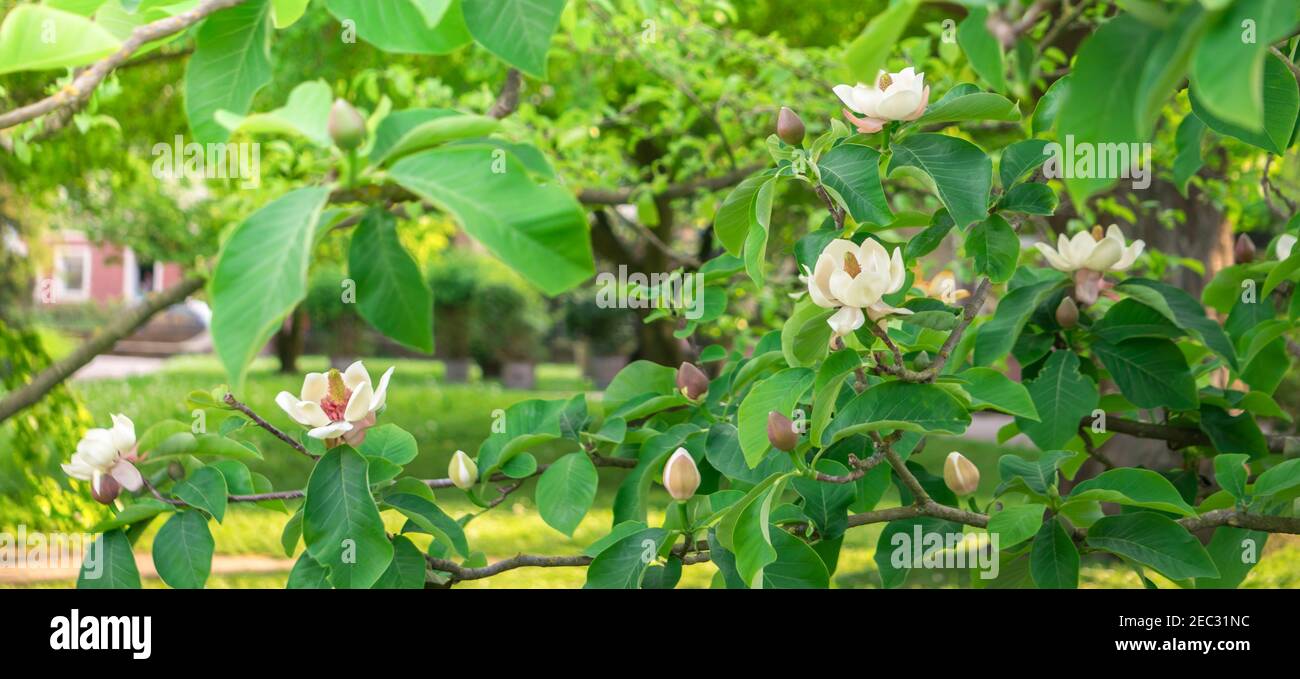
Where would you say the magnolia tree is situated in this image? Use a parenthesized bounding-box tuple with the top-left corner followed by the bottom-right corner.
(5, 0, 1300, 589)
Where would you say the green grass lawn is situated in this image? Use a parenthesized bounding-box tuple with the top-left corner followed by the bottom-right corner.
(7, 354, 1298, 589)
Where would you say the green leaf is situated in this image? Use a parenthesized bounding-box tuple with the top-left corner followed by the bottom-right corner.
(584, 527, 668, 589)
(956, 367, 1038, 420)
(738, 368, 814, 468)
(389, 145, 595, 295)
(286, 552, 331, 588)
(1214, 453, 1251, 502)
(824, 381, 972, 444)
(1191, 51, 1300, 155)
(1253, 458, 1300, 499)
(152, 511, 214, 589)
(1031, 73, 1069, 136)
(733, 481, 785, 587)
(1189, 0, 1299, 131)
(998, 451, 1073, 496)
(0, 5, 121, 75)
(874, 517, 962, 588)
(368, 109, 501, 166)
(1030, 517, 1078, 588)
(791, 460, 856, 540)
(210, 187, 331, 388)
(1068, 468, 1197, 517)
(817, 143, 892, 225)
(462, 0, 565, 77)
(271, 0, 309, 28)
(77, 530, 141, 589)
(1091, 298, 1183, 343)
(988, 503, 1045, 547)
(357, 424, 419, 467)
(1091, 338, 1198, 410)
(372, 535, 427, 589)
(905, 209, 955, 260)
(173, 467, 229, 523)
(763, 529, 831, 589)
(1116, 278, 1238, 371)
(1197, 526, 1267, 589)
(713, 174, 770, 257)
(1199, 405, 1269, 458)
(384, 493, 469, 557)
(780, 299, 834, 368)
(281, 508, 302, 557)
(843, 0, 920, 83)
(215, 79, 333, 147)
(998, 139, 1050, 189)
(536, 452, 598, 537)
(1016, 350, 1098, 451)
(90, 499, 172, 533)
(323, 0, 471, 55)
(303, 447, 393, 589)
(888, 133, 992, 228)
(995, 183, 1057, 216)
(915, 90, 1019, 126)
(184, 0, 274, 143)
(1173, 113, 1206, 194)
(1086, 512, 1219, 580)
(348, 209, 434, 352)
(965, 214, 1018, 283)
(602, 360, 677, 412)
(810, 349, 861, 446)
(1262, 250, 1300, 299)
(957, 8, 1006, 92)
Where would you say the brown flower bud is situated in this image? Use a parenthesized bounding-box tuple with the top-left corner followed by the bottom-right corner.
(328, 99, 367, 151)
(91, 474, 120, 505)
(676, 362, 709, 400)
(943, 452, 980, 496)
(167, 461, 186, 481)
(776, 106, 805, 146)
(767, 411, 799, 452)
(1234, 234, 1257, 264)
(1056, 297, 1079, 329)
(662, 448, 701, 501)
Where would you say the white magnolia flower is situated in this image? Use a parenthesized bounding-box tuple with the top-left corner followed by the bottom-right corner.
(807, 238, 913, 336)
(834, 67, 931, 133)
(62, 414, 143, 497)
(1034, 224, 1144, 274)
(276, 360, 394, 445)
(1278, 233, 1296, 260)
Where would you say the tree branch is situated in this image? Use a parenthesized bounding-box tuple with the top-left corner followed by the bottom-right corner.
(223, 393, 317, 460)
(0, 0, 248, 132)
(0, 275, 205, 423)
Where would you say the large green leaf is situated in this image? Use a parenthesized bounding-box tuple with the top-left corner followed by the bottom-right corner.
(1016, 350, 1098, 451)
(1030, 517, 1078, 588)
(152, 510, 214, 589)
(874, 516, 962, 588)
(810, 349, 861, 446)
(956, 367, 1038, 420)
(763, 529, 831, 589)
(368, 108, 501, 166)
(0, 4, 121, 75)
(998, 139, 1050, 189)
(372, 535, 427, 589)
(1197, 526, 1267, 589)
(738, 368, 814, 468)
(215, 79, 333, 147)
(323, 0, 471, 55)
(286, 552, 331, 588)
(1116, 278, 1238, 370)
(271, 0, 309, 28)
(888, 133, 992, 228)
(389, 145, 594, 295)
(713, 173, 772, 257)
(173, 467, 229, 523)
(1191, 52, 1300, 155)
(184, 0, 274, 143)
(843, 0, 920, 82)
(823, 381, 971, 444)
(383, 492, 468, 557)
(210, 187, 330, 387)
(1091, 298, 1183, 343)
(1086, 512, 1219, 580)
(303, 447, 393, 589)
(536, 452, 598, 537)
(957, 8, 1006, 92)
(791, 460, 856, 540)
(973, 277, 1066, 365)
(817, 142, 893, 226)
(349, 209, 434, 352)
(584, 527, 668, 589)
(987, 503, 1045, 547)
(1067, 468, 1197, 517)
(1213, 453, 1252, 502)
(1091, 338, 1198, 410)
(77, 530, 141, 589)
(998, 451, 1073, 496)
(357, 424, 419, 466)
(1190, 0, 1299, 131)
(780, 299, 834, 368)
(1253, 458, 1300, 499)
(462, 0, 566, 77)
(965, 214, 1018, 283)
(915, 90, 1019, 127)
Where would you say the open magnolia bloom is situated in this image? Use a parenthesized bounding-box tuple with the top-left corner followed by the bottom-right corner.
(833, 67, 930, 133)
(62, 414, 143, 499)
(276, 361, 394, 446)
(807, 238, 913, 336)
(1278, 233, 1296, 260)
(1034, 224, 1144, 274)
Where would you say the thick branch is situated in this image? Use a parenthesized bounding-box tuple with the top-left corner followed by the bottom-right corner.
(0, 276, 205, 423)
(0, 0, 248, 131)
(1090, 415, 1293, 455)
(486, 69, 523, 120)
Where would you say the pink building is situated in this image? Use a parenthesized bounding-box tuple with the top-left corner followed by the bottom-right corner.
(36, 231, 185, 305)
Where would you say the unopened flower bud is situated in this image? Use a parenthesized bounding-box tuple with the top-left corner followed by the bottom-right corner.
(328, 99, 367, 151)
(767, 411, 799, 452)
(91, 474, 120, 505)
(913, 351, 932, 370)
(1056, 297, 1079, 329)
(943, 452, 980, 496)
(1234, 234, 1256, 264)
(662, 447, 700, 501)
(676, 362, 709, 400)
(448, 450, 478, 490)
(777, 106, 805, 146)
(167, 461, 186, 481)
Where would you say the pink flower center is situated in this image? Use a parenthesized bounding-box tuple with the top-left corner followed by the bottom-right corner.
(320, 389, 351, 422)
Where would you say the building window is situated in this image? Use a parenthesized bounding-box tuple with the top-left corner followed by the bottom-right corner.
(54, 245, 91, 301)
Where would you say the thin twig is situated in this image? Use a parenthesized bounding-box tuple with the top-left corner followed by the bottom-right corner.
(223, 393, 318, 460)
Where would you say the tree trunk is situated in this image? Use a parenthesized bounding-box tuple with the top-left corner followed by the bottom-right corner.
(275, 306, 308, 374)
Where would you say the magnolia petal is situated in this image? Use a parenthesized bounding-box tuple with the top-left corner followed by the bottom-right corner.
(827, 306, 866, 337)
(276, 391, 304, 423)
(866, 300, 914, 321)
(902, 85, 931, 121)
(110, 459, 144, 492)
(301, 372, 328, 403)
(62, 460, 94, 481)
(1278, 234, 1296, 261)
(1112, 239, 1145, 270)
(77, 434, 118, 470)
(109, 414, 135, 452)
(308, 421, 354, 439)
(294, 401, 332, 428)
(833, 84, 861, 112)
(842, 108, 885, 133)
(876, 88, 922, 120)
(887, 246, 907, 293)
(1083, 236, 1123, 271)
(345, 382, 373, 422)
(370, 366, 395, 412)
(342, 360, 371, 391)
(1034, 242, 1073, 272)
